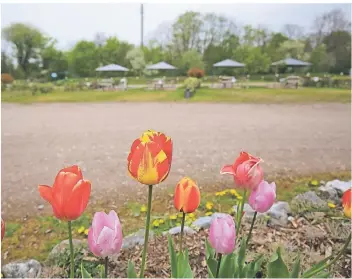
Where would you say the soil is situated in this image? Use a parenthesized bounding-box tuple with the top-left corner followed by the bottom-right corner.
(1, 103, 351, 218)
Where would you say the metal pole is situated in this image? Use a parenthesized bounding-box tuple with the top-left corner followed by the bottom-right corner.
(140, 3, 144, 49)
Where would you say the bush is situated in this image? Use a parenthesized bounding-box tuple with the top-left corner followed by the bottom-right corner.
(187, 68, 205, 79)
(1, 73, 14, 84)
(184, 77, 200, 93)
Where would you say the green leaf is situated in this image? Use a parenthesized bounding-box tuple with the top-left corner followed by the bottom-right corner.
(314, 271, 330, 278)
(127, 260, 137, 278)
(302, 255, 333, 278)
(205, 239, 215, 260)
(237, 238, 247, 277)
(233, 254, 239, 278)
(290, 255, 301, 278)
(206, 257, 218, 278)
(219, 253, 235, 278)
(253, 255, 264, 276)
(168, 235, 178, 278)
(81, 262, 92, 278)
(177, 249, 193, 278)
(98, 265, 105, 278)
(267, 247, 290, 278)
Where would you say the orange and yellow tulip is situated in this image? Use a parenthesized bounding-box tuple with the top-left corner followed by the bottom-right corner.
(127, 130, 172, 185)
(342, 188, 351, 218)
(174, 177, 201, 213)
(38, 165, 91, 221)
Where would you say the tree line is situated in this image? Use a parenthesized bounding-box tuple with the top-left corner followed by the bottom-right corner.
(1, 8, 351, 79)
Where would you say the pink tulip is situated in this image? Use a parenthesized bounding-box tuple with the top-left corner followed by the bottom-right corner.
(220, 151, 264, 190)
(248, 180, 276, 213)
(88, 210, 123, 258)
(209, 214, 236, 255)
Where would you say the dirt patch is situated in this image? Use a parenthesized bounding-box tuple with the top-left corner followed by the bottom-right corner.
(1, 103, 351, 218)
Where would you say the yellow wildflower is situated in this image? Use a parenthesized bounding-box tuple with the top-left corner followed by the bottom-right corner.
(230, 189, 238, 196)
(205, 212, 213, 216)
(78, 226, 85, 234)
(206, 202, 214, 210)
(152, 220, 159, 227)
(140, 205, 147, 213)
(84, 229, 89, 236)
(310, 180, 319, 186)
(188, 213, 196, 219)
(177, 212, 183, 218)
(169, 214, 177, 220)
(237, 196, 243, 200)
(158, 219, 165, 224)
(328, 202, 336, 209)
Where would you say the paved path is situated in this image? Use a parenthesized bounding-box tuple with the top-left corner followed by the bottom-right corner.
(1, 103, 350, 218)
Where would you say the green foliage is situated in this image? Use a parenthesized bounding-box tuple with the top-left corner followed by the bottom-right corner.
(4, 222, 20, 237)
(126, 48, 146, 76)
(183, 77, 200, 93)
(268, 247, 290, 278)
(127, 260, 137, 278)
(69, 41, 99, 77)
(168, 236, 193, 278)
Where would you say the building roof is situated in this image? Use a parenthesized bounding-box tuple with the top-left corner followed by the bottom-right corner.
(96, 64, 129, 72)
(146, 61, 177, 70)
(213, 59, 245, 67)
(271, 58, 312, 66)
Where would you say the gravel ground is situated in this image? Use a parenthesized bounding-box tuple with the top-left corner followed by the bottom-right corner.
(1, 103, 350, 218)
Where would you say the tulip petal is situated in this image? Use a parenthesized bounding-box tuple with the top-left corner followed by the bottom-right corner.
(97, 226, 115, 257)
(88, 227, 102, 257)
(220, 165, 236, 176)
(183, 184, 201, 213)
(59, 165, 83, 180)
(52, 172, 81, 209)
(63, 179, 91, 221)
(38, 185, 53, 203)
(173, 183, 184, 211)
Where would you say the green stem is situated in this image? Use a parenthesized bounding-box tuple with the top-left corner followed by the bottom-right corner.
(139, 185, 153, 278)
(235, 190, 247, 245)
(68, 221, 74, 279)
(303, 233, 351, 278)
(179, 212, 186, 252)
(246, 211, 258, 246)
(104, 257, 108, 278)
(215, 253, 223, 278)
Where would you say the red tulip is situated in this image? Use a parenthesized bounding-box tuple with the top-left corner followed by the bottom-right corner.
(174, 177, 201, 213)
(38, 165, 91, 221)
(220, 151, 264, 190)
(1, 218, 5, 241)
(127, 130, 172, 185)
(342, 188, 351, 218)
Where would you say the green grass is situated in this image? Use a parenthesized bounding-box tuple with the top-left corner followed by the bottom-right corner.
(2, 87, 350, 104)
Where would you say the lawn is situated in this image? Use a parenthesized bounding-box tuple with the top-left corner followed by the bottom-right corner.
(1, 87, 350, 104)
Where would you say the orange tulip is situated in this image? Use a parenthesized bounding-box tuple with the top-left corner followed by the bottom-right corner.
(127, 130, 173, 185)
(38, 165, 91, 221)
(1, 218, 5, 241)
(342, 188, 351, 218)
(174, 177, 201, 213)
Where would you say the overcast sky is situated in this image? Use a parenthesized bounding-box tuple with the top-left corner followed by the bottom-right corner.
(1, 3, 351, 51)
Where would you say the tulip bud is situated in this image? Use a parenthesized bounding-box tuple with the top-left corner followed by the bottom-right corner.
(209, 214, 236, 255)
(38, 165, 91, 221)
(248, 180, 276, 213)
(220, 151, 264, 190)
(88, 210, 123, 258)
(174, 177, 200, 213)
(127, 130, 172, 185)
(342, 189, 351, 218)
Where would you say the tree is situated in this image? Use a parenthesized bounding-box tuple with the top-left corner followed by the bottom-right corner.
(266, 32, 288, 61)
(99, 37, 133, 67)
(171, 12, 203, 54)
(69, 40, 99, 77)
(1, 51, 15, 74)
(282, 24, 304, 40)
(41, 40, 68, 75)
(278, 40, 309, 61)
(178, 50, 204, 75)
(310, 44, 333, 73)
(143, 40, 165, 64)
(126, 48, 146, 76)
(2, 23, 48, 77)
(323, 31, 351, 73)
